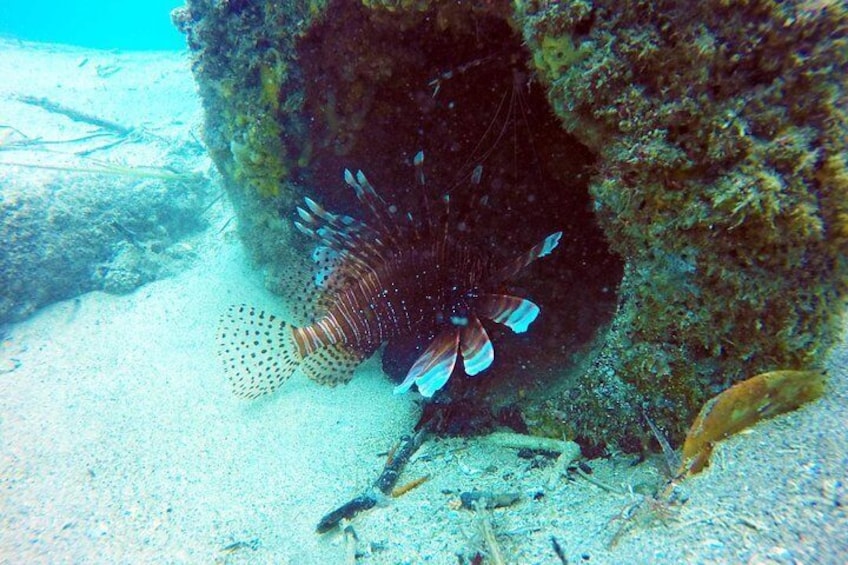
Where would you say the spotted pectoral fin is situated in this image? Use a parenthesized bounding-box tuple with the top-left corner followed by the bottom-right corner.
(394, 328, 460, 397)
(460, 316, 494, 376)
(301, 342, 365, 386)
(477, 294, 540, 333)
(217, 305, 303, 399)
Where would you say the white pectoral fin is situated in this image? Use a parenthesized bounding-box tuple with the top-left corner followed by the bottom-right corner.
(460, 316, 494, 376)
(476, 294, 540, 333)
(394, 329, 460, 397)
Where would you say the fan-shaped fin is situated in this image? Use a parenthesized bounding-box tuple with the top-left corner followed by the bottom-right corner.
(217, 305, 303, 399)
(311, 245, 343, 290)
(460, 316, 494, 376)
(394, 329, 460, 397)
(477, 294, 540, 334)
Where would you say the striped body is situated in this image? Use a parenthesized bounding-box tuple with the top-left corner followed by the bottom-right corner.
(293, 238, 489, 358)
(218, 160, 561, 399)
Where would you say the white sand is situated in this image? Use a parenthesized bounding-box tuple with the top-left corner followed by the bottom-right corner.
(1, 41, 846, 564)
(1, 233, 419, 563)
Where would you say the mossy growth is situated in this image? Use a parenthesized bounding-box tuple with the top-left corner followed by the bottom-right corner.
(174, 0, 322, 265)
(533, 33, 589, 79)
(515, 0, 848, 449)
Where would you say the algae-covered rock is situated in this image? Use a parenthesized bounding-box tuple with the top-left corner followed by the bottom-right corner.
(176, 0, 848, 450)
(0, 168, 209, 325)
(514, 0, 848, 448)
(173, 0, 318, 272)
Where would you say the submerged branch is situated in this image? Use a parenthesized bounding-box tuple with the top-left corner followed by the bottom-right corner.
(0, 160, 204, 181)
(16, 95, 134, 136)
(316, 427, 430, 533)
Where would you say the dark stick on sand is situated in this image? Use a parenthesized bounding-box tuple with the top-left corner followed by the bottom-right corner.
(316, 427, 429, 533)
(16, 95, 134, 136)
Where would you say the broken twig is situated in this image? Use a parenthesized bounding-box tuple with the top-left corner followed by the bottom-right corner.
(16, 95, 134, 136)
(0, 160, 202, 181)
(316, 427, 429, 533)
(474, 502, 506, 565)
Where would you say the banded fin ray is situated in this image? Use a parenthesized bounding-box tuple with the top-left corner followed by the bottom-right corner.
(394, 329, 460, 398)
(477, 294, 540, 333)
(494, 231, 563, 283)
(294, 220, 370, 275)
(344, 169, 406, 248)
(460, 316, 494, 376)
(295, 202, 387, 271)
(451, 165, 491, 237)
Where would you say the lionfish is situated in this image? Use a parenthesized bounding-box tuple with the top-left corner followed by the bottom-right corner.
(218, 152, 561, 399)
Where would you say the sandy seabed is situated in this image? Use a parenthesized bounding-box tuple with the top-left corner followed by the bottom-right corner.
(1, 40, 846, 564)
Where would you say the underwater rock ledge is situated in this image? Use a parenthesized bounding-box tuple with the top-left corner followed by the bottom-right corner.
(175, 0, 848, 450)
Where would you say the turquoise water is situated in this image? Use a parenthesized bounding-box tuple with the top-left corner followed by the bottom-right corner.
(0, 0, 184, 50)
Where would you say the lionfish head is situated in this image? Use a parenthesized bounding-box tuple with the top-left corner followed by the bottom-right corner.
(394, 231, 562, 398)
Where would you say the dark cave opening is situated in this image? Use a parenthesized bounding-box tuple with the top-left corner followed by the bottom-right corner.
(294, 3, 623, 401)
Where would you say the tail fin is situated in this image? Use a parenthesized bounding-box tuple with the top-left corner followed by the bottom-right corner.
(217, 304, 303, 399)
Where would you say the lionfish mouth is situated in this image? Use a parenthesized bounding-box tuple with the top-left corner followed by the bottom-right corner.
(218, 152, 562, 400)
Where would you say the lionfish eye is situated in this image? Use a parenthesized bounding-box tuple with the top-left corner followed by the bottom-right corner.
(450, 315, 469, 327)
